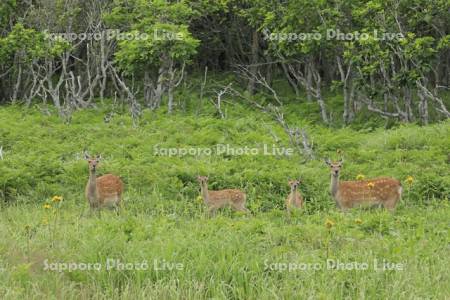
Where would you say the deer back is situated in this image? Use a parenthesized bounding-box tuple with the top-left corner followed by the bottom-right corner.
(337, 177, 401, 204)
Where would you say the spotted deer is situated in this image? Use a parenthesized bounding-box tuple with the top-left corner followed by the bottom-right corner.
(325, 159, 402, 211)
(197, 176, 249, 214)
(84, 152, 124, 210)
(286, 179, 304, 212)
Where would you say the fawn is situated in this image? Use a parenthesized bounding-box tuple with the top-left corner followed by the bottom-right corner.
(84, 152, 124, 210)
(286, 179, 304, 212)
(197, 176, 249, 214)
(325, 158, 402, 211)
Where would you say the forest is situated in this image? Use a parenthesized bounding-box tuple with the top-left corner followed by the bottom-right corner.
(0, 0, 449, 299)
(1, 0, 449, 124)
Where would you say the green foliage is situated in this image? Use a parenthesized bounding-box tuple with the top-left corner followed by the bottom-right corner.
(107, 0, 200, 75)
(0, 104, 448, 206)
(0, 23, 69, 64)
(0, 0, 16, 30)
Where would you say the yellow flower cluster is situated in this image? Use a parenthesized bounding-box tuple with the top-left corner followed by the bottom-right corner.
(52, 195, 63, 203)
(325, 219, 335, 229)
(406, 176, 414, 185)
(356, 174, 365, 180)
(367, 182, 375, 189)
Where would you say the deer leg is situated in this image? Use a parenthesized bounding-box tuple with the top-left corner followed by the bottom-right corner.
(90, 207, 101, 218)
(207, 206, 217, 217)
(240, 206, 250, 214)
(114, 204, 121, 216)
(88, 206, 99, 217)
(339, 203, 350, 212)
(286, 204, 292, 216)
(383, 200, 397, 212)
(232, 202, 250, 214)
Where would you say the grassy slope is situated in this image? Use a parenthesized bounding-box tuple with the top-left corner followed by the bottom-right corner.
(0, 104, 449, 299)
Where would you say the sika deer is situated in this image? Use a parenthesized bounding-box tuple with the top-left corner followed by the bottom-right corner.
(286, 179, 304, 212)
(197, 176, 249, 214)
(84, 152, 124, 210)
(325, 159, 402, 211)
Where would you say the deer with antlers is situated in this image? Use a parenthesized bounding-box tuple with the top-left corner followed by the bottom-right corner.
(325, 159, 402, 211)
(197, 176, 249, 215)
(84, 152, 124, 211)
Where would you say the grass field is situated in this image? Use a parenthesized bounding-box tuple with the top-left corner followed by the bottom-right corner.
(0, 104, 449, 299)
(0, 201, 449, 299)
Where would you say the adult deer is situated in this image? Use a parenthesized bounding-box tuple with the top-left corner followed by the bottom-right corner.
(84, 152, 124, 211)
(325, 159, 402, 211)
(286, 179, 304, 212)
(197, 176, 249, 215)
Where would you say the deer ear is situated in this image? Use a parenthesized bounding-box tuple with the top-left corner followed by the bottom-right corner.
(96, 154, 102, 161)
(338, 158, 344, 165)
(84, 151, 90, 160)
(324, 158, 331, 166)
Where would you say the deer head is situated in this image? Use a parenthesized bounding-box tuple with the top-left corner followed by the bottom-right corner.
(84, 152, 102, 173)
(197, 176, 208, 184)
(288, 179, 302, 189)
(325, 158, 343, 177)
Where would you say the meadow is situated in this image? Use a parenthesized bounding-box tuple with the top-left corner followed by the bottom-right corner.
(0, 104, 449, 299)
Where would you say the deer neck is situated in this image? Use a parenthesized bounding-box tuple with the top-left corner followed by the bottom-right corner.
(290, 186, 297, 197)
(330, 174, 339, 198)
(200, 182, 209, 203)
(87, 169, 98, 203)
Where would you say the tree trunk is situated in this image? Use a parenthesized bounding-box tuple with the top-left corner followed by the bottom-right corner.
(143, 71, 152, 106)
(311, 64, 328, 124)
(11, 63, 22, 103)
(167, 60, 174, 114)
(247, 29, 259, 94)
(153, 66, 165, 109)
(306, 60, 313, 102)
(418, 90, 428, 125)
(403, 87, 414, 122)
(280, 62, 300, 96)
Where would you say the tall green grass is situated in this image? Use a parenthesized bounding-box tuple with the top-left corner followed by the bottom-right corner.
(0, 200, 448, 299)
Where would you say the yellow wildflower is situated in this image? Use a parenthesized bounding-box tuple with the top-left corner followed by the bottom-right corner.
(355, 218, 363, 225)
(325, 219, 335, 229)
(367, 182, 375, 189)
(42, 218, 49, 225)
(406, 176, 414, 185)
(52, 195, 63, 203)
(43, 203, 51, 210)
(356, 174, 365, 181)
(196, 196, 203, 203)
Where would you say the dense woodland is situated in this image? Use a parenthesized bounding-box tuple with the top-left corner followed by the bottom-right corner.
(0, 0, 449, 125)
